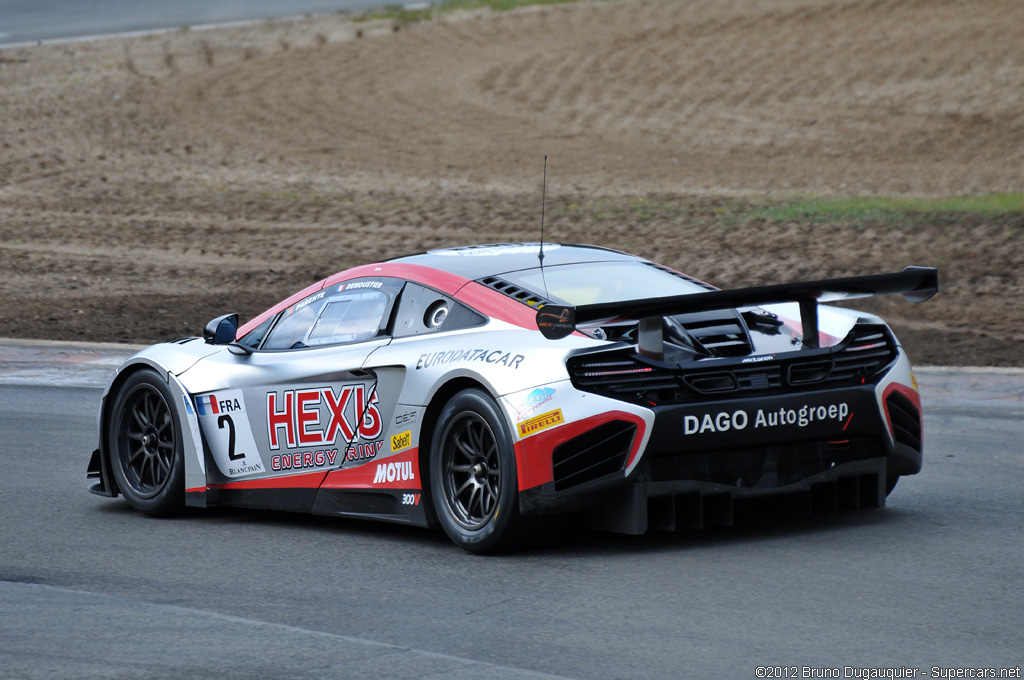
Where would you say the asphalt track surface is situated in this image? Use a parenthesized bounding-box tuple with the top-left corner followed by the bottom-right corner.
(2, 5, 1020, 676)
(0, 341, 1022, 679)
(0, 0, 392, 46)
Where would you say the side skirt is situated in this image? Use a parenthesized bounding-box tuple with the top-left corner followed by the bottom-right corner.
(311, 488, 430, 527)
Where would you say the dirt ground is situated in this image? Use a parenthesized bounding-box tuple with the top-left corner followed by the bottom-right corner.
(1, 0, 1022, 365)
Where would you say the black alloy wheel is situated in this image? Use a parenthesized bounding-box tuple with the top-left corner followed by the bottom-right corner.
(442, 411, 502, 530)
(430, 388, 522, 553)
(109, 370, 185, 515)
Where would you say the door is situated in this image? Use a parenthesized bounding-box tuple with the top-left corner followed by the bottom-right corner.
(185, 278, 403, 511)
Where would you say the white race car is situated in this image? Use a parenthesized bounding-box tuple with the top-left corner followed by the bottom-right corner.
(87, 244, 937, 552)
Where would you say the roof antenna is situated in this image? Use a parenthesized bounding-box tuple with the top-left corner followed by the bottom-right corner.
(539, 155, 548, 264)
(539, 155, 550, 298)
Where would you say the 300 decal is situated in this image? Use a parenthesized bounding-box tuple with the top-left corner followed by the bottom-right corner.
(401, 493, 421, 506)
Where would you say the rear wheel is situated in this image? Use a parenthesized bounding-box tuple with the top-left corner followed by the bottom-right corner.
(430, 389, 522, 553)
(108, 370, 185, 516)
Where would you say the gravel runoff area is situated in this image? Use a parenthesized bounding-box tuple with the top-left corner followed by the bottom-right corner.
(1, 0, 1022, 365)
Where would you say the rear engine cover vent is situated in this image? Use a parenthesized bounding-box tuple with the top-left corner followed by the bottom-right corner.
(671, 309, 752, 357)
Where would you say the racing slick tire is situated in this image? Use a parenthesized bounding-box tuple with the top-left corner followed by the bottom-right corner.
(430, 388, 523, 553)
(108, 369, 185, 516)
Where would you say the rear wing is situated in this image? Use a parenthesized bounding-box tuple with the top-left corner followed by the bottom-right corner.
(536, 266, 938, 357)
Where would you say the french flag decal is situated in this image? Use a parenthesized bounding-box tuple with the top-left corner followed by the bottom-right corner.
(195, 394, 219, 416)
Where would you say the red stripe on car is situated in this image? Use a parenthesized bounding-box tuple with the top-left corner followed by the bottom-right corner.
(514, 410, 647, 490)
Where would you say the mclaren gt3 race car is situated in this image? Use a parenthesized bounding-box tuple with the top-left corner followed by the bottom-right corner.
(87, 244, 938, 552)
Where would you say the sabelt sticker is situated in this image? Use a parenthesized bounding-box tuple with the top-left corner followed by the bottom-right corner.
(194, 390, 266, 477)
(391, 430, 412, 453)
(517, 409, 564, 438)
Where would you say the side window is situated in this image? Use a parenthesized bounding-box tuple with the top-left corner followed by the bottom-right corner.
(262, 290, 330, 350)
(238, 314, 276, 349)
(261, 279, 399, 351)
(391, 282, 486, 338)
(305, 291, 388, 346)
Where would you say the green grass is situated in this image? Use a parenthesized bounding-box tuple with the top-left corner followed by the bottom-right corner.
(542, 193, 1024, 230)
(750, 194, 1024, 223)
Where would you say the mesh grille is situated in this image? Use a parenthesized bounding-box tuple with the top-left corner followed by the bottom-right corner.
(567, 324, 898, 406)
(552, 421, 637, 491)
(885, 391, 922, 451)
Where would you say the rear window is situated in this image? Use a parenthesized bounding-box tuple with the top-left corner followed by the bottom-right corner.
(502, 262, 708, 305)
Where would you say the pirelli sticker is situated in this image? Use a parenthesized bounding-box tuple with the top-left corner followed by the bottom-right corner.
(517, 409, 564, 438)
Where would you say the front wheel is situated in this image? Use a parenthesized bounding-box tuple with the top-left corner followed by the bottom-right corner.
(430, 389, 522, 553)
(108, 369, 185, 516)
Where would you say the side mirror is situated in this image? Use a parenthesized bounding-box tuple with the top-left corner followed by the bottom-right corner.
(204, 313, 239, 345)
